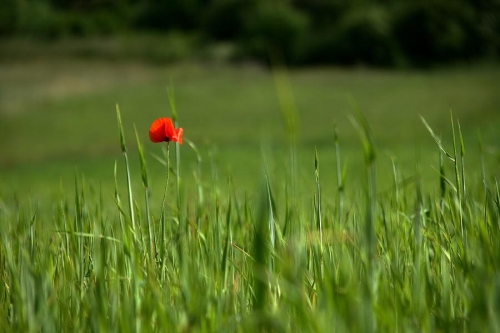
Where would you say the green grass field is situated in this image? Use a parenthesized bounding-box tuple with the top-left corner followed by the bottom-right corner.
(1, 58, 500, 331)
(1, 60, 499, 196)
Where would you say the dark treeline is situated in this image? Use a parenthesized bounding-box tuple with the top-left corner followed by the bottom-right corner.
(1, 0, 499, 67)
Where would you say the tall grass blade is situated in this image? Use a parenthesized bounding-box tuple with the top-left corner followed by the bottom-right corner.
(116, 104, 136, 236)
(457, 120, 467, 247)
(439, 146, 446, 213)
(314, 147, 324, 280)
(349, 101, 376, 332)
(167, 86, 182, 221)
(334, 124, 344, 226)
(420, 116, 455, 162)
(272, 65, 298, 238)
(262, 152, 276, 273)
(221, 198, 232, 288)
(450, 114, 464, 240)
(186, 139, 204, 229)
(159, 143, 171, 282)
(135, 126, 154, 265)
(116, 104, 141, 333)
(252, 180, 271, 319)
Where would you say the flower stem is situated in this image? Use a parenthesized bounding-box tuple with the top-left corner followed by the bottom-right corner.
(160, 143, 170, 281)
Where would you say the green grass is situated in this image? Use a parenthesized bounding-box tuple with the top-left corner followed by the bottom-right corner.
(1, 58, 500, 331)
(1, 60, 499, 196)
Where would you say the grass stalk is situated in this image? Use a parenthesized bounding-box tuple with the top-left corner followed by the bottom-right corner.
(116, 104, 141, 332)
(272, 65, 298, 238)
(349, 103, 376, 332)
(450, 114, 464, 239)
(334, 124, 344, 226)
(167, 86, 182, 220)
(439, 144, 446, 214)
(159, 143, 171, 282)
(116, 104, 137, 238)
(135, 126, 154, 266)
(314, 148, 324, 280)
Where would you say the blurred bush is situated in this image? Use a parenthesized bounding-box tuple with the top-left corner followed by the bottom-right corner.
(135, 0, 204, 31)
(1, 0, 498, 67)
(393, 1, 490, 66)
(202, 0, 250, 40)
(239, 1, 309, 64)
(0, 0, 134, 38)
(300, 5, 399, 67)
(1, 0, 58, 37)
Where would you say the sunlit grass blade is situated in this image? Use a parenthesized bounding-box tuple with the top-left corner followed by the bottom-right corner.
(221, 197, 232, 288)
(439, 144, 447, 213)
(252, 181, 271, 318)
(457, 119, 467, 247)
(420, 116, 455, 162)
(74, 174, 85, 308)
(262, 151, 277, 273)
(450, 113, 465, 243)
(158, 143, 171, 282)
(272, 65, 298, 239)
(167, 85, 182, 221)
(334, 123, 345, 226)
(116, 104, 136, 236)
(115, 104, 142, 332)
(135, 125, 154, 265)
(314, 147, 324, 280)
(349, 101, 376, 332)
(186, 139, 204, 229)
(349, 104, 376, 263)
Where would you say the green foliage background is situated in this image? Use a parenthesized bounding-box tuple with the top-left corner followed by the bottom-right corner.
(1, 0, 499, 66)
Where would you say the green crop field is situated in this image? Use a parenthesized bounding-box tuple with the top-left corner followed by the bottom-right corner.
(1, 60, 499, 196)
(1, 58, 500, 331)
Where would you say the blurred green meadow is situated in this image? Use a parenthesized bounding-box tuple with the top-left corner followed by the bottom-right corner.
(2, 53, 500, 331)
(2, 1, 500, 329)
(1, 58, 499, 203)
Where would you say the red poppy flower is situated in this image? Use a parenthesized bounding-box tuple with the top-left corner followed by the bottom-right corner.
(149, 118, 183, 144)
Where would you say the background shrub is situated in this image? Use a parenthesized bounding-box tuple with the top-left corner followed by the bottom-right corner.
(202, 0, 250, 40)
(331, 6, 398, 66)
(393, 1, 489, 66)
(5, 0, 58, 37)
(1, 0, 498, 67)
(239, 1, 309, 64)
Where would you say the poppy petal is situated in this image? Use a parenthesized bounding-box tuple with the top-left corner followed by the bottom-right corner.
(174, 128, 183, 144)
(163, 118, 175, 141)
(149, 117, 183, 144)
(149, 118, 166, 142)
